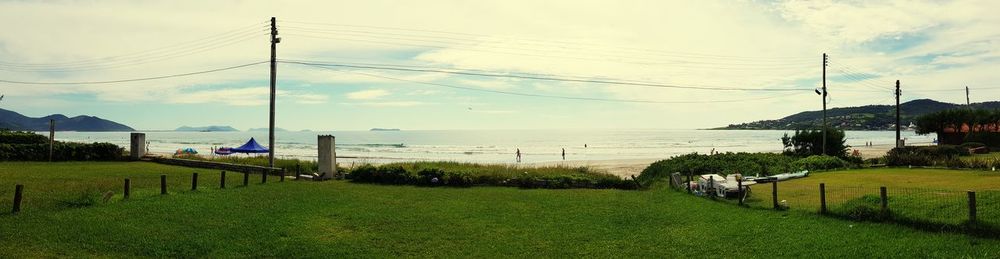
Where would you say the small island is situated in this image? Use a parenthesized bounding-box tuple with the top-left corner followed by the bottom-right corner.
(370, 128, 401, 131)
(175, 126, 239, 132)
(248, 127, 288, 132)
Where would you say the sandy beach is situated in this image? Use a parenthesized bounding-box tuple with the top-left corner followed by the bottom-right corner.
(528, 158, 661, 179)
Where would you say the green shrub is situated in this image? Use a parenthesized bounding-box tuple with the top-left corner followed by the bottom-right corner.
(346, 162, 633, 189)
(0, 142, 123, 161)
(790, 155, 853, 171)
(0, 130, 49, 144)
(637, 152, 797, 186)
(416, 168, 445, 186)
(885, 145, 971, 167)
(59, 189, 103, 208)
(348, 165, 378, 182)
(781, 128, 849, 158)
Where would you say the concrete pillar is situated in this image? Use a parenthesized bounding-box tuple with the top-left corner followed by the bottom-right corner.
(130, 133, 146, 161)
(318, 135, 337, 179)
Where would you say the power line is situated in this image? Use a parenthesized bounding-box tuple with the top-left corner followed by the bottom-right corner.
(280, 60, 810, 92)
(297, 63, 811, 104)
(0, 61, 267, 85)
(283, 32, 812, 71)
(0, 32, 266, 73)
(281, 20, 814, 61)
(280, 26, 813, 67)
(0, 23, 269, 71)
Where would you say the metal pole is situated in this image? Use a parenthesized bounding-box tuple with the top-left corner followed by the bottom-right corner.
(268, 17, 280, 168)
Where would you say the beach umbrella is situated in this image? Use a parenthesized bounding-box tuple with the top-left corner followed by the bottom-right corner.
(231, 137, 269, 154)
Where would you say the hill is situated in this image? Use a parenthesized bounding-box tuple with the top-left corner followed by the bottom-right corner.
(0, 108, 134, 131)
(175, 126, 239, 132)
(717, 99, 1000, 130)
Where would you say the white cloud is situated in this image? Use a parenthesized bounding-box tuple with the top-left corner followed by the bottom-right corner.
(1, 0, 998, 130)
(349, 101, 425, 107)
(346, 89, 389, 100)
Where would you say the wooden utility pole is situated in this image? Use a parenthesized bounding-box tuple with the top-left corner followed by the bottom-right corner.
(48, 119, 55, 162)
(896, 80, 900, 148)
(268, 17, 280, 168)
(966, 86, 970, 106)
(822, 53, 828, 155)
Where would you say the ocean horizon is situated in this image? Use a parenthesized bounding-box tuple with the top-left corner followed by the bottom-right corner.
(48, 129, 933, 164)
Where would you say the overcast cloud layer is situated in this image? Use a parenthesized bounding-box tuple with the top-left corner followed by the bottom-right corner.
(0, 0, 996, 130)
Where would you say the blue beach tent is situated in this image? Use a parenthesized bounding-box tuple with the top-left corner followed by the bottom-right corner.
(231, 137, 270, 154)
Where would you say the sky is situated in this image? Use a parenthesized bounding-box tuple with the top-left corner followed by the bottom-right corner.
(0, 0, 997, 131)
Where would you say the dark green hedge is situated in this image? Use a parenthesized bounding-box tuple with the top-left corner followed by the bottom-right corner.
(0, 130, 49, 144)
(0, 142, 124, 161)
(790, 155, 854, 171)
(885, 145, 969, 167)
(347, 163, 636, 189)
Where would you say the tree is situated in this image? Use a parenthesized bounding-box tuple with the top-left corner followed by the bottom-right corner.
(781, 128, 849, 158)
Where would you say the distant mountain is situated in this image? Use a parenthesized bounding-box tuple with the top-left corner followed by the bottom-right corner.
(370, 128, 401, 131)
(717, 99, 1000, 130)
(247, 127, 288, 132)
(175, 125, 239, 132)
(0, 108, 134, 132)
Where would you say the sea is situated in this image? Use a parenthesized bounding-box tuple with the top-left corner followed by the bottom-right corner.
(49, 129, 934, 164)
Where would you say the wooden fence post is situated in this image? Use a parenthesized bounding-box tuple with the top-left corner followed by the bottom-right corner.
(280, 169, 286, 182)
(261, 169, 267, 184)
(295, 164, 301, 180)
(220, 171, 226, 189)
(772, 181, 778, 209)
(968, 190, 977, 225)
(243, 171, 249, 186)
(880, 186, 888, 216)
(708, 176, 715, 200)
(124, 178, 131, 200)
(12, 184, 24, 214)
(820, 183, 827, 214)
(686, 174, 692, 193)
(191, 173, 199, 191)
(160, 175, 167, 195)
(737, 177, 743, 206)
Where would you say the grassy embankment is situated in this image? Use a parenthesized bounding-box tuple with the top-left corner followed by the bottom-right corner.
(744, 168, 1000, 227)
(2, 162, 1000, 257)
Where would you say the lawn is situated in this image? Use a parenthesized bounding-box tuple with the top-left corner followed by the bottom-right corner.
(2, 162, 1000, 257)
(744, 168, 1000, 227)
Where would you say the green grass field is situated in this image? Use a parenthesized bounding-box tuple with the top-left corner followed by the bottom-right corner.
(744, 168, 1000, 227)
(2, 162, 1000, 257)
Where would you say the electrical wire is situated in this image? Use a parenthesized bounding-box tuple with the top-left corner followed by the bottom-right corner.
(283, 32, 811, 71)
(281, 20, 815, 61)
(0, 61, 267, 85)
(280, 60, 811, 92)
(296, 63, 812, 104)
(280, 25, 814, 67)
(0, 22, 269, 72)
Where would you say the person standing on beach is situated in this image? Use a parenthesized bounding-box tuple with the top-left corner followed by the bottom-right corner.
(561, 148, 566, 160)
(516, 148, 522, 163)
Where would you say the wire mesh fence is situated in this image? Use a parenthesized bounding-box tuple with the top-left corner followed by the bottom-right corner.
(978, 190, 1000, 228)
(685, 180, 1000, 234)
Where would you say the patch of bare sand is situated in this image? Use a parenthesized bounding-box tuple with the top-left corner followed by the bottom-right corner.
(528, 158, 661, 179)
